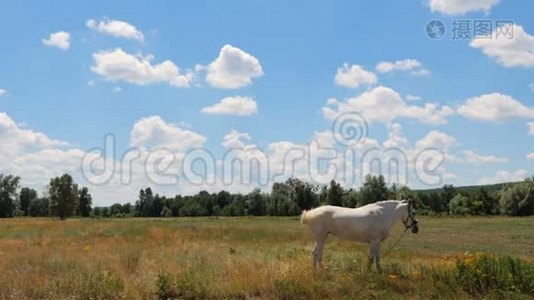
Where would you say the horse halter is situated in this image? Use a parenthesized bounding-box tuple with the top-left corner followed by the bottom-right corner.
(402, 203, 418, 231)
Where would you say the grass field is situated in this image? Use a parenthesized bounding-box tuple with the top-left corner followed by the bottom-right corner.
(0, 216, 533, 299)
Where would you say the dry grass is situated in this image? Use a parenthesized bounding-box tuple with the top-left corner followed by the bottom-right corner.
(0, 216, 532, 299)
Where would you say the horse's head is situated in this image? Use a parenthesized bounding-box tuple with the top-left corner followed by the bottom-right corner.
(401, 199, 418, 234)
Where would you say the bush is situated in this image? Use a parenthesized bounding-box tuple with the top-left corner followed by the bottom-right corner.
(154, 270, 207, 299)
(456, 253, 534, 296)
(155, 272, 177, 299)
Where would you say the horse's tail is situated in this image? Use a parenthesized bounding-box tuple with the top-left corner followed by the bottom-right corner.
(300, 210, 311, 225)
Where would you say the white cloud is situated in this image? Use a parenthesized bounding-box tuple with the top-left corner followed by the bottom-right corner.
(463, 150, 507, 164)
(526, 153, 534, 160)
(528, 122, 534, 135)
(375, 59, 429, 76)
(201, 96, 258, 116)
(405, 94, 421, 101)
(130, 116, 206, 151)
(322, 86, 454, 125)
(428, 0, 499, 15)
(112, 86, 122, 93)
(478, 169, 529, 185)
(383, 123, 409, 148)
(222, 130, 253, 149)
(335, 63, 377, 88)
(444, 172, 458, 180)
(86, 18, 144, 42)
(457, 93, 534, 121)
(470, 25, 534, 68)
(0, 112, 86, 192)
(206, 45, 263, 89)
(415, 130, 456, 151)
(42, 31, 70, 50)
(0, 89, 7, 97)
(0, 112, 68, 154)
(91, 48, 193, 87)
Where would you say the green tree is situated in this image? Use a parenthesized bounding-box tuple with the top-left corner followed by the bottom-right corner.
(440, 184, 457, 209)
(77, 187, 92, 217)
(269, 182, 297, 215)
(19, 187, 37, 216)
(28, 197, 48, 217)
(161, 206, 172, 217)
(92, 207, 102, 218)
(135, 188, 154, 217)
(327, 180, 343, 206)
(215, 191, 231, 209)
(0, 174, 20, 218)
(246, 188, 266, 216)
(500, 178, 534, 216)
(475, 188, 498, 215)
(342, 190, 359, 208)
(286, 178, 319, 210)
(449, 194, 471, 215)
(48, 174, 78, 220)
(358, 175, 388, 206)
(109, 203, 123, 217)
(427, 192, 443, 213)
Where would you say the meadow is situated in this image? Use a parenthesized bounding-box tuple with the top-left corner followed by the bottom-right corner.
(0, 216, 533, 299)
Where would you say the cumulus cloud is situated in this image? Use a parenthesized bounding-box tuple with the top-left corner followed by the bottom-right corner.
(86, 18, 144, 42)
(526, 153, 534, 160)
(0, 112, 87, 191)
(428, 0, 499, 15)
(91, 48, 193, 87)
(201, 96, 258, 116)
(0, 89, 7, 97)
(470, 25, 534, 68)
(0, 112, 207, 205)
(457, 93, 534, 121)
(222, 130, 253, 149)
(376, 59, 429, 76)
(405, 94, 421, 101)
(42, 31, 70, 50)
(0, 112, 68, 154)
(478, 169, 529, 185)
(383, 123, 409, 149)
(322, 86, 454, 125)
(463, 150, 507, 164)
(130, 116, 206, 151)
(414, 130, 456, 151)
(206, 45, 263, 89)
(335, 63, 377, 88)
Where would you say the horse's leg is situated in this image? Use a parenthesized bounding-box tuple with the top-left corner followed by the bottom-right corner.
(367, 244, 375, 270)
(374, 243, 382, 273)
(367, 240, 380, 271)
(316, 237, 326, 268)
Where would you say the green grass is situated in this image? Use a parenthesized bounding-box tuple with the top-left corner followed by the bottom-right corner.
(0, 216, 533, 299)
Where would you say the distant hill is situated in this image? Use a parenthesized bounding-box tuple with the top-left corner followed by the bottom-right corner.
(416, 181, 521, 195)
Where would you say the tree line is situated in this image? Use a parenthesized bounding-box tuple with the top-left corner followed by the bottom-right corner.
(1, 173, 533, 219)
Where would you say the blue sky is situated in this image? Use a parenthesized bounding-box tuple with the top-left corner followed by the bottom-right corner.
(0, 0, 533, 205)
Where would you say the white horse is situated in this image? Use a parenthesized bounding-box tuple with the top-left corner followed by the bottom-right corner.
(301, 200, 418, 271)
